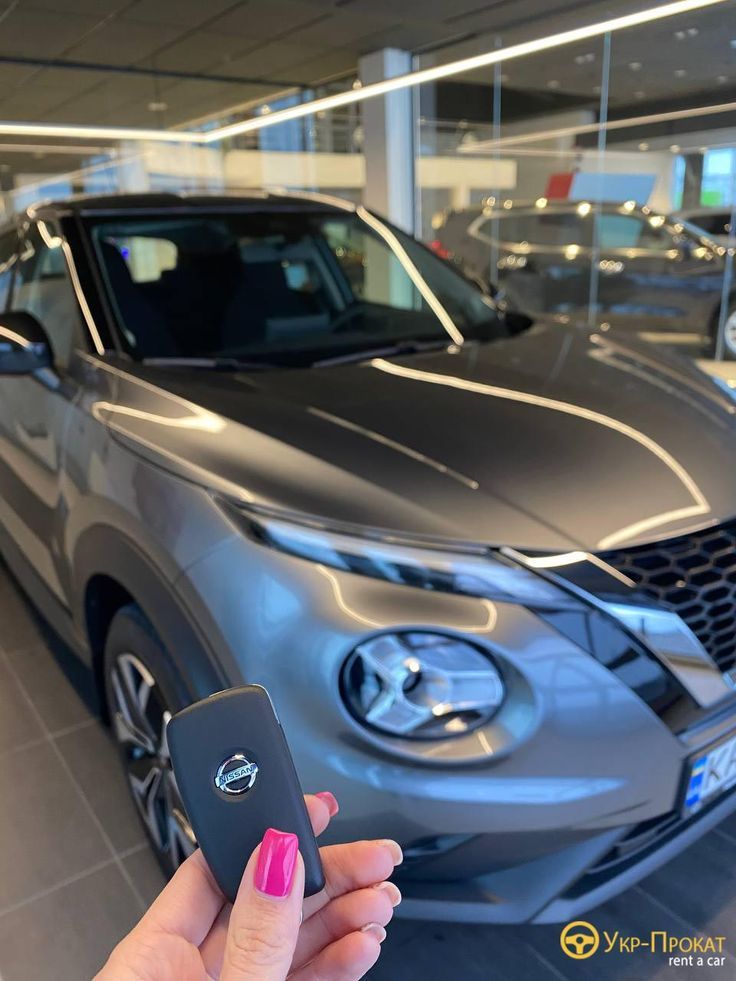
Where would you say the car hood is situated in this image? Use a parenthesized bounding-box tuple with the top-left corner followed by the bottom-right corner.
(98, 324, 736, 552)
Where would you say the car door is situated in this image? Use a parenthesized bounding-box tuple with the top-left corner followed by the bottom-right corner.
(594, 212, 721, 332)
(468, 210, 593, 319)
(0, 222, 86, 605)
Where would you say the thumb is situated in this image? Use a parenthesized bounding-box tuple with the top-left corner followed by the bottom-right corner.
(221, 828, 304, 981)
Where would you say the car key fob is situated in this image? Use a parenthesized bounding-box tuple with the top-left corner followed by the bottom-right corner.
(167, 685, 324, 902)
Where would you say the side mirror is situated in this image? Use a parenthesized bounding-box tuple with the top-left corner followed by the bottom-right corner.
(0, 311, 53, 375)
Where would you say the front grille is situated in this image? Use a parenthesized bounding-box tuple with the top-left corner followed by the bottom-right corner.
(600, 519, 736, 674)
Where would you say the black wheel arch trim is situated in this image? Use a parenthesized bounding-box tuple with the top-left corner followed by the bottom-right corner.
(73, 525, 229, 705)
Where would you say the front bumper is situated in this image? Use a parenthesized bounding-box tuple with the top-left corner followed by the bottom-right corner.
(177, 530, 736, 923)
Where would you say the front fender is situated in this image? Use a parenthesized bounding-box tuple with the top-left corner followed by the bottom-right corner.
(72, 524, 228, 700)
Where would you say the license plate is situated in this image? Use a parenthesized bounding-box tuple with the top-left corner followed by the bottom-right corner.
(683, 731, 736, 816)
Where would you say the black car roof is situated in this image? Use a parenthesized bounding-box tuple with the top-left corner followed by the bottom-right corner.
(31, 190, 355, 218)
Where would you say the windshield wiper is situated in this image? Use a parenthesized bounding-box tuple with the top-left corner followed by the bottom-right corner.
(142, 356, 282, 371)
(312, 339, 453, 368)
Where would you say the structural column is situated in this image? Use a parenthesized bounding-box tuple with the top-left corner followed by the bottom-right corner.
(359, 48, 415, 234)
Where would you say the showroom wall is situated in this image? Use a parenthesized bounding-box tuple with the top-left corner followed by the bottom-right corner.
(6, 0, 736, 361)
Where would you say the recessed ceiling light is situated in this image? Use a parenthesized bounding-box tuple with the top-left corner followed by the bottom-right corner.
(670, 143, 681, 152)
(574, 52, 596, 64)
(499, 73, 510, 82)
(699, 145, 708, 152)
(717, 74, 729, 83)
(147, 100, 167, 112)
(352, 79, 362, 90)
(547, 79, 561, 88)
(639, 141, 650, 150)
(635, 90, 646, 98)
(674, 68, 687, 76)
(675, 26, 699, 37)
(629, 61, 643, 70)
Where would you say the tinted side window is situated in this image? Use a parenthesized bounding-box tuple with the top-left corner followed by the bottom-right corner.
(480, 213, 591, 248)
(0, 231, 17, 313)
(697, 213, 731, 236)
(597, 214, 671, 251)
(12, 226, 82, 372)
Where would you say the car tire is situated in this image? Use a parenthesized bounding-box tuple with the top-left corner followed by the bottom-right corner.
(103, 603, 197, 879)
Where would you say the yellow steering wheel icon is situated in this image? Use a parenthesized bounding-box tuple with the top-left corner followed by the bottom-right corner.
(560, 921, 601, 960)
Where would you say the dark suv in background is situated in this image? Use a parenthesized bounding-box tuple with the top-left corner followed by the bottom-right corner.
(2, 193, 736, 924)
(434, 200, 735, 354)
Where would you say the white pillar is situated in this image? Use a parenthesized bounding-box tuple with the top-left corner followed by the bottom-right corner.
(359, 48, 415, 234)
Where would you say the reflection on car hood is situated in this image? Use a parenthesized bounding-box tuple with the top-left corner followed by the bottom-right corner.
(100, 324, 736, 552)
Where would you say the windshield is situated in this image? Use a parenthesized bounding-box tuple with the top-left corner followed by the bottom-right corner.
(86, 207, 504, 366)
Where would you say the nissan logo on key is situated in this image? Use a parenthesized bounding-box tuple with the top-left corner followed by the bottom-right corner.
(214, 754, 259, 795)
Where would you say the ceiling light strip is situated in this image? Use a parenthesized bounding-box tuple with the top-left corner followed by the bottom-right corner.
(461, 99, 736, 151)
(0, 121, 205, 144)
(207, 0, 729, 143)
(0, 0, 727, 146)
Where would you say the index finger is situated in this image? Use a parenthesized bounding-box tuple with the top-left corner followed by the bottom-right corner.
(303, 840, 402, 919)
(304, 793, 333, 838)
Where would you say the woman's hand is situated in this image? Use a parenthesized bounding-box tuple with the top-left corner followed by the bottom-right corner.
(96, 793, 402, 980)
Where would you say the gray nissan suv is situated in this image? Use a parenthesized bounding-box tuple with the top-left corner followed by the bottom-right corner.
(2, 192, 736, 924)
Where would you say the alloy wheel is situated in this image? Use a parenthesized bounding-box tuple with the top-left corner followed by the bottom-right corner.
(110, 652, 196, 871)
(724, 309, 736, 355)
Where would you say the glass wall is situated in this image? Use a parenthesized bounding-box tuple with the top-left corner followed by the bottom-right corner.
(5, 0, 736, 368)
(415, 1, 736, 364)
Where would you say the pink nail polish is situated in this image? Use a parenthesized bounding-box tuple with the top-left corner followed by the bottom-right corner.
(255, 829, 299, 898)
(315, 791, 339, 816)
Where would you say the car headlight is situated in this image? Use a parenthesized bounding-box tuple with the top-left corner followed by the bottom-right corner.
(221, 500, 577, 611)
(341, 631, 505, 738)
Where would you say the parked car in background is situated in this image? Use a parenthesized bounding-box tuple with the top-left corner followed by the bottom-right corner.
(676, 206, 735, 245)
(3, 193, 736, 926)
(433, 200, 736, 354)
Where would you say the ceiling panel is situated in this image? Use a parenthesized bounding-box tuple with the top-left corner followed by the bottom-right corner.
(129, 0, 239, 26)
(294, 10, 402, 47)
(277, 49, 361, 85)
(139, 32, 241, 74)
(30, 0, 131, 14)
(218, 42, 334, 79)
(0, 6, 102, 58)
(208, 1, 332, 40)
(26, 68, 120, 97)
(354, 23, 464, 53)
(64, 17, 184, 65)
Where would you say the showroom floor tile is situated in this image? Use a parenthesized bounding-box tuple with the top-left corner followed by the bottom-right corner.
(1, 559, 736, 980)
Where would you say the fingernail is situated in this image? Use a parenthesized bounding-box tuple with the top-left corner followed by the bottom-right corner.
(379, 839, 403, 867)
(315, 791, 339, 817)
(361, 922, 387, 943)
(255, 829, 299, 898)
(373, 881, 402, 907)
